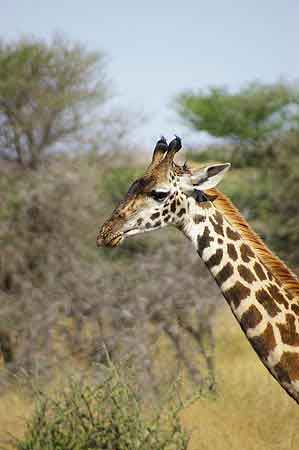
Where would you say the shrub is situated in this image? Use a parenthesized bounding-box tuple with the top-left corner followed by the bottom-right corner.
(15, 362, 190, 450)
(101, 166, 143, 204)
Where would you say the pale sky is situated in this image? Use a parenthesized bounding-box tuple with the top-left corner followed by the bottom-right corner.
(2, 1, 299, 149)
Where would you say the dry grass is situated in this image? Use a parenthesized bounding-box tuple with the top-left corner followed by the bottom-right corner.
(182, 305, 299, 450)
(0, 388, 33, 449)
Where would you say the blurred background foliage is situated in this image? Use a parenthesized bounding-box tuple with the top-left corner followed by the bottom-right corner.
(0, 34, 109, 169)
(176, 81, 299, 146)
(0, 33, 299, 450)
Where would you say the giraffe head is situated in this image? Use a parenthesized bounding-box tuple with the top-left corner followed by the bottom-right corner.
(97, 136, 230, 248)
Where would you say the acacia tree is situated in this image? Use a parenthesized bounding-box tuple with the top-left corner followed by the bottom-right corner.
(175, 81, 299, 145)
(0, 35, 108, 168)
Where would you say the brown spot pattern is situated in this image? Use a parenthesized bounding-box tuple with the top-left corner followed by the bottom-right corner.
(240, 305, 263, 330)
(256, 288, 281, 317)
(193, 214, 205, 224)
(268, 285, 289, 309)
(224, 281, 251, 309)
(201, 202, 212, 209)
(274, 352, 299, 383)
(267, 271, 273, 281)
(250, 323, 276, 360)
(150, 212, 160, 220)
(177, 208, 186, 218)
(277, 314, 299, 346)
(254, 261, 267, 281)
(137, 218, 143, 225)
(210, 212, 224, 236)
(227, 243, 238, 261)
(238, 264, 257, 283)
(272, 273, 282, 286)
(206, 249, 223, 270)
(170, 201, 176, 213)
(215, 262, 234, 285)
(197, 227, 214, 257)
(214, 210, 224, 226)
(291, 304, 299, 316)
(240, 243, 255, 262)
(218, 238, 223, 244)
(226, 227, 241, 241)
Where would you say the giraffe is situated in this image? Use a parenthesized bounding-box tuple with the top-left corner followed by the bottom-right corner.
(97, 136, 299, 404)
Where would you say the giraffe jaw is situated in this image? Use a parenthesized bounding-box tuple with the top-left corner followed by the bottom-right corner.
(107, 233, 124, 247)
(97, 228, 140, 248)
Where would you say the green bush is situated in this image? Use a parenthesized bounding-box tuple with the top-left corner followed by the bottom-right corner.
(102, 167, 143, 204)
(15, 363, 189, 450)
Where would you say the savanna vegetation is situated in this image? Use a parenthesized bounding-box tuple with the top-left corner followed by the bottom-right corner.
(176, 82, 299, 142)
(15, 361, 190, 450)
(0, 35, 108, 168)
(1, 35, 299, 450)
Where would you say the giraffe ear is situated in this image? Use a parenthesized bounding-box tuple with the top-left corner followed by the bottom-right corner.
(182, 163, 231, 193)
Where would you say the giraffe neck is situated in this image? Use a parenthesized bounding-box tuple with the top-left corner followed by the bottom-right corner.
(182, 198, 299, 404)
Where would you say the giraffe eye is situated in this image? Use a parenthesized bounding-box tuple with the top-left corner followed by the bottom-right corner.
(150, 190, 170, 202)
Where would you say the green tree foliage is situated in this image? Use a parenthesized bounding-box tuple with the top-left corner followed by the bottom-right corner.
(0, 35, 108, 168)
(253, 131, 299, 266)
(175, 82, 299, 145)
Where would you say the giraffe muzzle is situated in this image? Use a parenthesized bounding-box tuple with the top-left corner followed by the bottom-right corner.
(96, 231, 124, 248)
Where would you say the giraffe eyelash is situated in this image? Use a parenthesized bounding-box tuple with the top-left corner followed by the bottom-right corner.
(149, 190, 170, 202)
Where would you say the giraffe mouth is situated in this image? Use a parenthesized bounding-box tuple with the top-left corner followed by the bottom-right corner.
(107, 233, 124, 247)
(124, 228, 140, 237)
(97, 232, 123, 248)
(98, 228, 139, 248)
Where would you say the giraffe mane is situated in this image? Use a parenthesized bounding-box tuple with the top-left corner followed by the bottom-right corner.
(207, 187, 299, 298)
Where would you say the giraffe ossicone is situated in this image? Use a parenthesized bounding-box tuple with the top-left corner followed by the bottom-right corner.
(97, 136, 299, 404)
